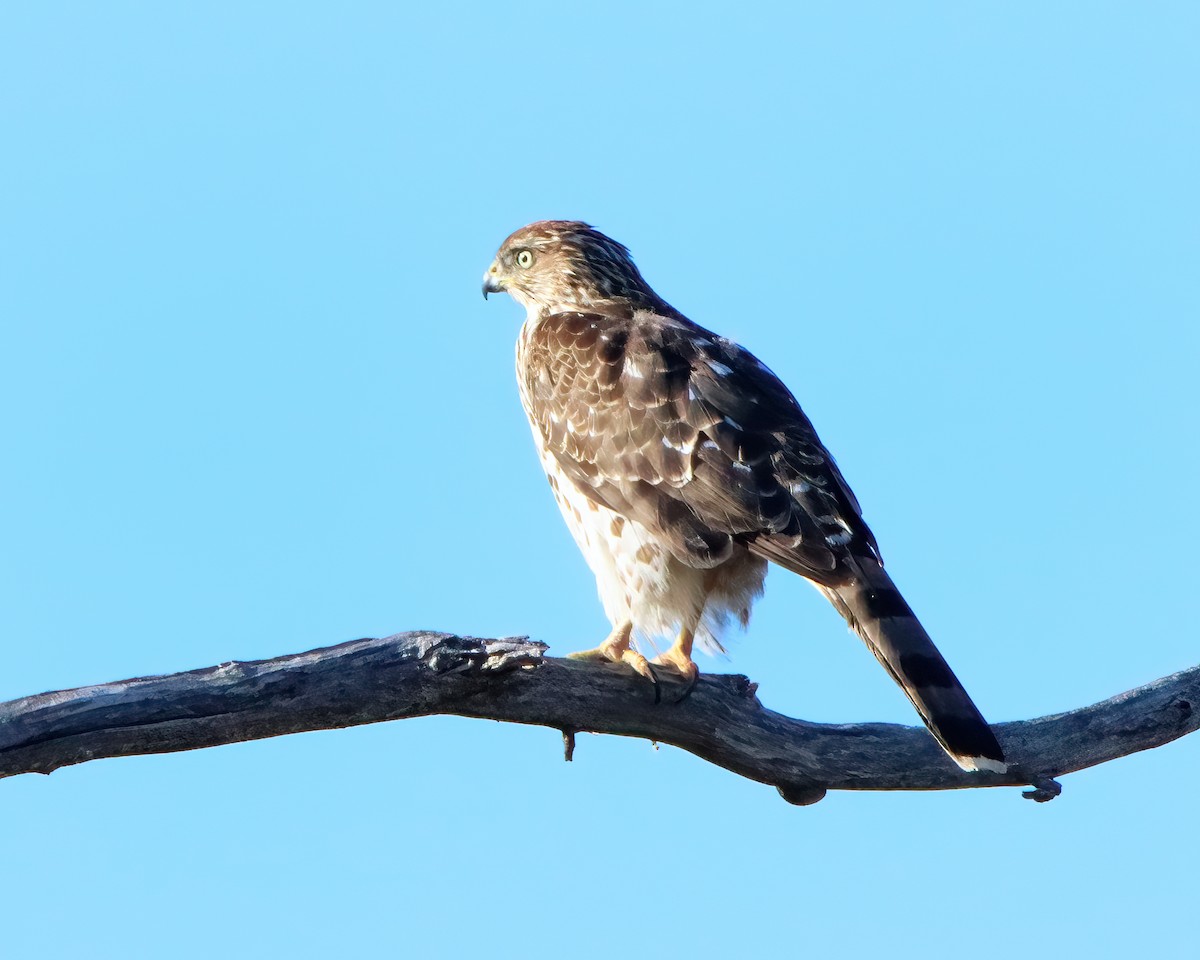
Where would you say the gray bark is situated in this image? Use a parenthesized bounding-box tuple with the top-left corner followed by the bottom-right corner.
(1, 632, 1194, 804)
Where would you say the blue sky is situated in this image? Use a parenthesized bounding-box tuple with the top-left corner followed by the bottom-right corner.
(3, 3, 1197, 957)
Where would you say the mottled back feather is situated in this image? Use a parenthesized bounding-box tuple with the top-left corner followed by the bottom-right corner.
(519, 307, 878, 584)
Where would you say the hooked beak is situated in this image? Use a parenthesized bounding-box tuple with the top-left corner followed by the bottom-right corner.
(482, 269, 505, 300)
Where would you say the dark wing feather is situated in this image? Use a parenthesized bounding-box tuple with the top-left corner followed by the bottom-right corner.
(521, 309, 879, 584)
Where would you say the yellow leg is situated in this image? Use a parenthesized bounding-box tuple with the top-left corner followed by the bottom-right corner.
(567, 621, 654, 681)
(651, 626, 699, 682)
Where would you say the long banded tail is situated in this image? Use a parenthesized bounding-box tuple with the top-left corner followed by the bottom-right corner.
(823, 561, 1005, 773)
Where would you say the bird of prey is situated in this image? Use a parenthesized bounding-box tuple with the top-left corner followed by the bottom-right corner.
(483, 220, 1005, 773)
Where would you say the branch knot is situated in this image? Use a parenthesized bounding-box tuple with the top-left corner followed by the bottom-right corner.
(418, 634, 547, 675)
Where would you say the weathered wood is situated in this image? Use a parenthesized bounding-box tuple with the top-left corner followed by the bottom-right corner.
(0, 632, 1195, 803)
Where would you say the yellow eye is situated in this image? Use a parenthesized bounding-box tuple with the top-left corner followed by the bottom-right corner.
(516, 249, 534, 269)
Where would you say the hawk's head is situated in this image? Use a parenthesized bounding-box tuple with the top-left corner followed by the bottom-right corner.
(483, 221, 659, 316)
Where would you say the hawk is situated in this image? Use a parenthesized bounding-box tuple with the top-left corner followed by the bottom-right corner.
(483, 220, 1005, 773)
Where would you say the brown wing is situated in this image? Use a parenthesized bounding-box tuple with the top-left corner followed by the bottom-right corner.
(520, 309, 880, 585)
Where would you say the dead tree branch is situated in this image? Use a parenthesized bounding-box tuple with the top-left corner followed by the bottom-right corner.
(1, 632, 1194, 804)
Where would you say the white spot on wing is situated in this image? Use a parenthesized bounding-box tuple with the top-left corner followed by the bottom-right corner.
(661, 436, 697, 456)
(824, 518, 854, 546)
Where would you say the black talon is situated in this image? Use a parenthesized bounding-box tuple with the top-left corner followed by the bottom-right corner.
(645, 662, 664, 704)
(669, 671, 699, 705)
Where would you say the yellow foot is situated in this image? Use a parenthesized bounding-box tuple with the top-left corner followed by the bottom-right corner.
(650, 631, 700, 703)
(567, 624, 655, 683)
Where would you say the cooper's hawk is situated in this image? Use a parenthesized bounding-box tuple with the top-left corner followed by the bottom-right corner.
(483, 220, 1005, 773)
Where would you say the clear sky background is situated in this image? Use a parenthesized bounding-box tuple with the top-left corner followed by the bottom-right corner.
(3, 3, 1197, 957)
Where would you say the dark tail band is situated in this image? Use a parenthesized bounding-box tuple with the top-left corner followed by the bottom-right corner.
(823, 561, 1005, 773)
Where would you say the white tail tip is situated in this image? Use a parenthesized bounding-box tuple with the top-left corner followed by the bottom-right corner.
(958, 756, 1008, 775)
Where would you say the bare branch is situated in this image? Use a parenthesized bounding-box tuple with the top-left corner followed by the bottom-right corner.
(1, 632, 1195, 804)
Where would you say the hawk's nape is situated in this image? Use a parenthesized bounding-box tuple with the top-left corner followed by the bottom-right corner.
(483, 220, 1005, 774)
